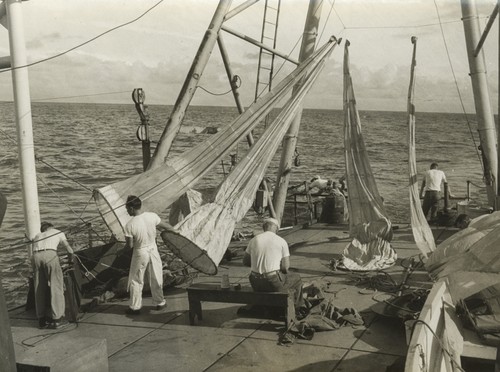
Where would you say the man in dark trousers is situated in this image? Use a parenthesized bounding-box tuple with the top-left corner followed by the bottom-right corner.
(420, 162, 453, 223)
(243, 218, 302, 307)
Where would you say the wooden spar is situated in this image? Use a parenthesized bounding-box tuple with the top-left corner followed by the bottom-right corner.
(461, 0, 498, 209)
(216, 34, 277, 218)
(221, 25, 299, 65)
(6, 0, 41, 253)
(473, 2, 498, 57)
(225, 0, 260, 21)
(272, 0, 323, 223)
(148, 0, 232, 169)
(217, 35, 246, 123)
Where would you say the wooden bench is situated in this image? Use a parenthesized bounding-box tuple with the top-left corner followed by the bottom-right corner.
(186, 283, 296, 328)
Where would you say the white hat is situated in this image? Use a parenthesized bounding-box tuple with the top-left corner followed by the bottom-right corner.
(264, 217, 280, 228)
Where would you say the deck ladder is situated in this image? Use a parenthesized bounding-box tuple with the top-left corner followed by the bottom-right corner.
(254, 0, 282, 102)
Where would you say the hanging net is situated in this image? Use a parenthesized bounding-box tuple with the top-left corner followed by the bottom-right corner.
(93, 38, 338, 242)
(161, 38, 338, 274)
(407, 37, 435, 258)
(341, 40, 396, 271)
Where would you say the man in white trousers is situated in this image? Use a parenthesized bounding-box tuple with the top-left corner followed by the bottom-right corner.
(124, 195, 173, 315)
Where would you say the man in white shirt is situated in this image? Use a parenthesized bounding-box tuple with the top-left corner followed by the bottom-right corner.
(243, 218, 302, 307)
(420, 163, 452, 222)
(32, 222, 74, 329)
(124, 195, 173, 315)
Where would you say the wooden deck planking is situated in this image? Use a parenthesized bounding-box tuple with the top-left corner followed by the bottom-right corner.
(8, 223, 473, 372)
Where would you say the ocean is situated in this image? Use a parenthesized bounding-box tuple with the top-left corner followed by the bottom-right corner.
(0, 102, 488, 308)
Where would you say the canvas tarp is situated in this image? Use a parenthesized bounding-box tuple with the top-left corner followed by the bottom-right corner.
(425, 211, 500, 302)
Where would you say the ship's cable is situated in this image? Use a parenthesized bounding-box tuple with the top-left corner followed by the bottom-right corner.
(410, 319, 467, 372)
(36, 156, 93, 192)
(433, 0, 483, 169)
(318, 0, 336, 43)
(32, 90, 131, 102)
(0, 0, 165, 74)
(198, 75, 241, 96)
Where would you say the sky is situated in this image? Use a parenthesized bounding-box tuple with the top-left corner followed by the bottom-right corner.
(0, 0, 499, 113)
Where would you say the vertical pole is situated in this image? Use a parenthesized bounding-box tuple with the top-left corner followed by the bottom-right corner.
(272, 0, 323, 223)
(6, 0, 40, 255)
(461, 0, 498, 208)
(148, 0, 232, 169)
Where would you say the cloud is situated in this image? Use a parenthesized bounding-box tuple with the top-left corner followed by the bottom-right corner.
(0, 0, 496, 115)
(27, 32, 62, 49)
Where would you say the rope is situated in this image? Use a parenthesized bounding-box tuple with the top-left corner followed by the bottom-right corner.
(32, 90, 131, 102)
(349, 270, 402, 293)
(468, 181, 487, 189)
(319, 0, 336, 42)
(198, 75, 241, 96)
(36, 177, 92, 225)
(0, 214, 106, 253)
(0, 0, 165, 74)
(432, 0, 483, 169)
(21, 323, 79, 347)
(36, 157, 93, 192)
(0, 128, 100, 232)
(198, 86, 232, 96)
(410, 319, 467, 372)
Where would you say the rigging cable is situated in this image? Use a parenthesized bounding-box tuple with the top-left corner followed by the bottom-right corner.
(410, 319, 467, 372)
(36, 157, 93, 192)
(199, 75, 241, 96)
(0, 127, 109, 245)
(0, 0, 165, 74)
(32, 90, 131, 102)
(318, 0, 337, 43)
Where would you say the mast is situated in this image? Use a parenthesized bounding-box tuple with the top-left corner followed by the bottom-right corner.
(5, 0, 41, 252)
(461, 0, 498, 208)
(272, 0, 323, 223)
(148, 0, 232, 169)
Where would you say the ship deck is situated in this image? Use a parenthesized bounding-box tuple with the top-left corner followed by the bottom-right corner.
(8, 222, 457, 372)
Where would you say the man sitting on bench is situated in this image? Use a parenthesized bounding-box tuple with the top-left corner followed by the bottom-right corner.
(243, 218, 303, 307)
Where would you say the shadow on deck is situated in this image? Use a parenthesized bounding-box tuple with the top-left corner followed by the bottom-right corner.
(9, 223, 453, 372)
